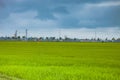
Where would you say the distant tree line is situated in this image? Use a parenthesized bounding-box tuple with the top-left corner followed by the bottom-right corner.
(0, 36, 120, 42)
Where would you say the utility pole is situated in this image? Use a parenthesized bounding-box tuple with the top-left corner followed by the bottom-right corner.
(59, 29, 61, 39)
(26, 29, 28, 41)
(95, 31, 96, 40)
(15, 30, 17, 39)
(58, 29, 62, 41)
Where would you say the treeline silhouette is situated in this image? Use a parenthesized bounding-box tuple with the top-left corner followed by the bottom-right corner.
(0, 36, 120, 42)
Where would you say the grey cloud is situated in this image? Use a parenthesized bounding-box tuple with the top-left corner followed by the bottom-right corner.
(53, 6, 69, 14)
(0, 0, 120, 28)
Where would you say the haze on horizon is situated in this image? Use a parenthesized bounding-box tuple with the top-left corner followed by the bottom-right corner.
(0, 0, 120, 39)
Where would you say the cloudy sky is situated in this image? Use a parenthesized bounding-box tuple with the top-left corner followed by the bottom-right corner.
(0, 0, 120, 39)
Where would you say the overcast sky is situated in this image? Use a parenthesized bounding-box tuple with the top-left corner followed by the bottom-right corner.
(0, 0, 120, 39)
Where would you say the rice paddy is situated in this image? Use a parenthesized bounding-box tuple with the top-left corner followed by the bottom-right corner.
(0, 42, 120, 80)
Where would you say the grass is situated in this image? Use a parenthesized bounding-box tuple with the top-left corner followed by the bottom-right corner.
(0, 42, 120, 80)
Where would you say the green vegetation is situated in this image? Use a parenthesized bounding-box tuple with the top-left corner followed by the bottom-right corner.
(0, 42, 120, 80)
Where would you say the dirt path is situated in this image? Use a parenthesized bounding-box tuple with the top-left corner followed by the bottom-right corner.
(0, 73, 11, 80)
(0, 73, 24, 80)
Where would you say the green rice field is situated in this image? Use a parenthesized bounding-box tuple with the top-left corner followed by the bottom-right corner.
(0, 42, 120, 80)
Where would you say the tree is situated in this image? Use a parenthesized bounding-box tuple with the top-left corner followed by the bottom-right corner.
(112, 37, 115, 41)
(97, 38, 100, 41)
(46, 37, 49, 40)
(22, 36, 26, 39)
(18, 36, 21, 39)
(12, 36, 15, 39)
(105, 38, 108, 41)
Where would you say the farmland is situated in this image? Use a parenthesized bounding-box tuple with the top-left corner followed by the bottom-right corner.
(0, 42, 120, 80)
